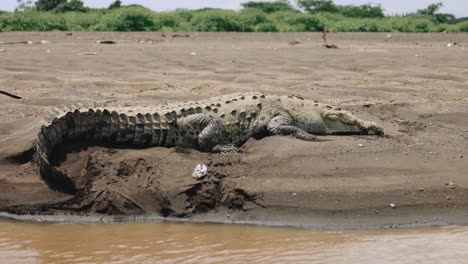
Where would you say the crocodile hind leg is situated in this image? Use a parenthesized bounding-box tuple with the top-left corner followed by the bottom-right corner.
(177, 114, 236, 152)
(267, 115, 321, 141)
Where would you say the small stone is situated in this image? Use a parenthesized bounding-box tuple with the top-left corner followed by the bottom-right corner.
(358, 144, 364, 147)
(0, 49, 4, 53)
(390, 203, 396, 209)
(46, 50, 51, 53)
(419, 188, 424, 192)
(447, 181, 455, 189)
(445, 196, 451, 200)
(292, 193, 297, 196)
(191, 52, 197, 55)
(40, 40, 50, 44)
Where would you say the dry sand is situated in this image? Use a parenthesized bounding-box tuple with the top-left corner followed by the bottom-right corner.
(0, 32, 467, 228)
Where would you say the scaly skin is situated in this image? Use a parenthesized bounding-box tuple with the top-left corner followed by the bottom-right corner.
(36, 93, 384, 193)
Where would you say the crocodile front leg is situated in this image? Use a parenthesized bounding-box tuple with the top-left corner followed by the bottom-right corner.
(177, 114, 236, 152)
(267, 115, 321, 141)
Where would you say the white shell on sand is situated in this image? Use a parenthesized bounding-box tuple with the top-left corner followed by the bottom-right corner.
(192, 164, 208, 180)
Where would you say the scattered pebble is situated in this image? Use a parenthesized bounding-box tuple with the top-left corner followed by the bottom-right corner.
(292, 192, 297, 196)
(390, 203, 396, 209)
(0, 49, 4, 53)
(446, 181, 456, 189)
(289, 40, 300, 45)
(40, 40, 50, 44)
(77, 51, 99, 56)
(191, 52, 197, 55)
(96, 40, 116, 44)
(192, 163, 207, 180)
(358, 144, 364, 147)
(46, 50, 51, 53)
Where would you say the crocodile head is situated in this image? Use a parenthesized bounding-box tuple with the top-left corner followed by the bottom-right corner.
(321, 109, 384, 136)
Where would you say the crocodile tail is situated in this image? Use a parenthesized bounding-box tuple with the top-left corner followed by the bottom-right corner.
(36, 104, 105, 194)
(36, 106, 170, 193)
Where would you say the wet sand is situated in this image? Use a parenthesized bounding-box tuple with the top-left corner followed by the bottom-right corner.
(0, 32, 467, 228)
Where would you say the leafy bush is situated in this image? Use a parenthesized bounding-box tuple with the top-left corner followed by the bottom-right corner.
(337, 4, 384, 18)
(297, 0, 338, 14)
(63, 10, 102, 30)
(101, 6, 155, 31)
(0, 10, 67, 31)
(0, 4, 466, 33)
(241, 1, 296, 13)
(190, 10, 242, 31)
(270, 11, 324, 31)
(108, 0, 121, 10)
(238, 8, 270, 31)
(153, 11, 188, 31)
(36, 0, 66, 11)
(255, 22, 278, 32)
(458, 21, 468, 32)
(54, 0, 87, 13)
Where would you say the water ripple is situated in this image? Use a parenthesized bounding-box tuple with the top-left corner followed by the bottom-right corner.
(0, 222, 466, 263)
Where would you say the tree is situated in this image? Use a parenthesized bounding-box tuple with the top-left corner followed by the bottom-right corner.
(16, 0, 34, 11)
(416, 3, 455, 24)
(108, 0, 122, 9)
(297, 0, 338, 13)
(417, 2, 443, 16)
(337, 4, 384, 18)
(54, 0, 87, 12)
(35, 0, 66, 11)
(241, 1, 296, 13)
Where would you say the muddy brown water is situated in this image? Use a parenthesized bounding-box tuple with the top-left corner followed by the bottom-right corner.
(0, 221, 466, 263)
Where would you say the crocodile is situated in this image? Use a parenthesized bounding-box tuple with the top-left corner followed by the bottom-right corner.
(35, 93, 383, 193)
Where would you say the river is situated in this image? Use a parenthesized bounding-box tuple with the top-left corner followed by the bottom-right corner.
(0, 221, 466, 263)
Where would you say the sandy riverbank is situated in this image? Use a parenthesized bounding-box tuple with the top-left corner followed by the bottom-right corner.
(0, 32, 467, 228)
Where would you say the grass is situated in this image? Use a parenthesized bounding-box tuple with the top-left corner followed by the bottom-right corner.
(0, 6, 467, 32)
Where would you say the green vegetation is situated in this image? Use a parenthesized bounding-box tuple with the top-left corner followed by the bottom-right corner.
(1, 0, 467, 32)
(241, 0, 296, 13)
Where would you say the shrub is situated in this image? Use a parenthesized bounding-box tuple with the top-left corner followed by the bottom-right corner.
(191, 10, 242, 31)
(108, 0, 121, 10)
(337, 4, 384, 18)
(0, 10, 67, 31)
(63, 10, 102, 30)
(269, 11, 324, 31)
(241, 1, 296, 13)
(101, 6, 155, 31)
(54, 0, 87, 13)
(239, 8, 270, 31)
(153, 12, 187, 31)
(297, 0, 338, 14)
(458, 21, 468, 32)
(255, 22, 278, 32)
(36, 0, 66, 11)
